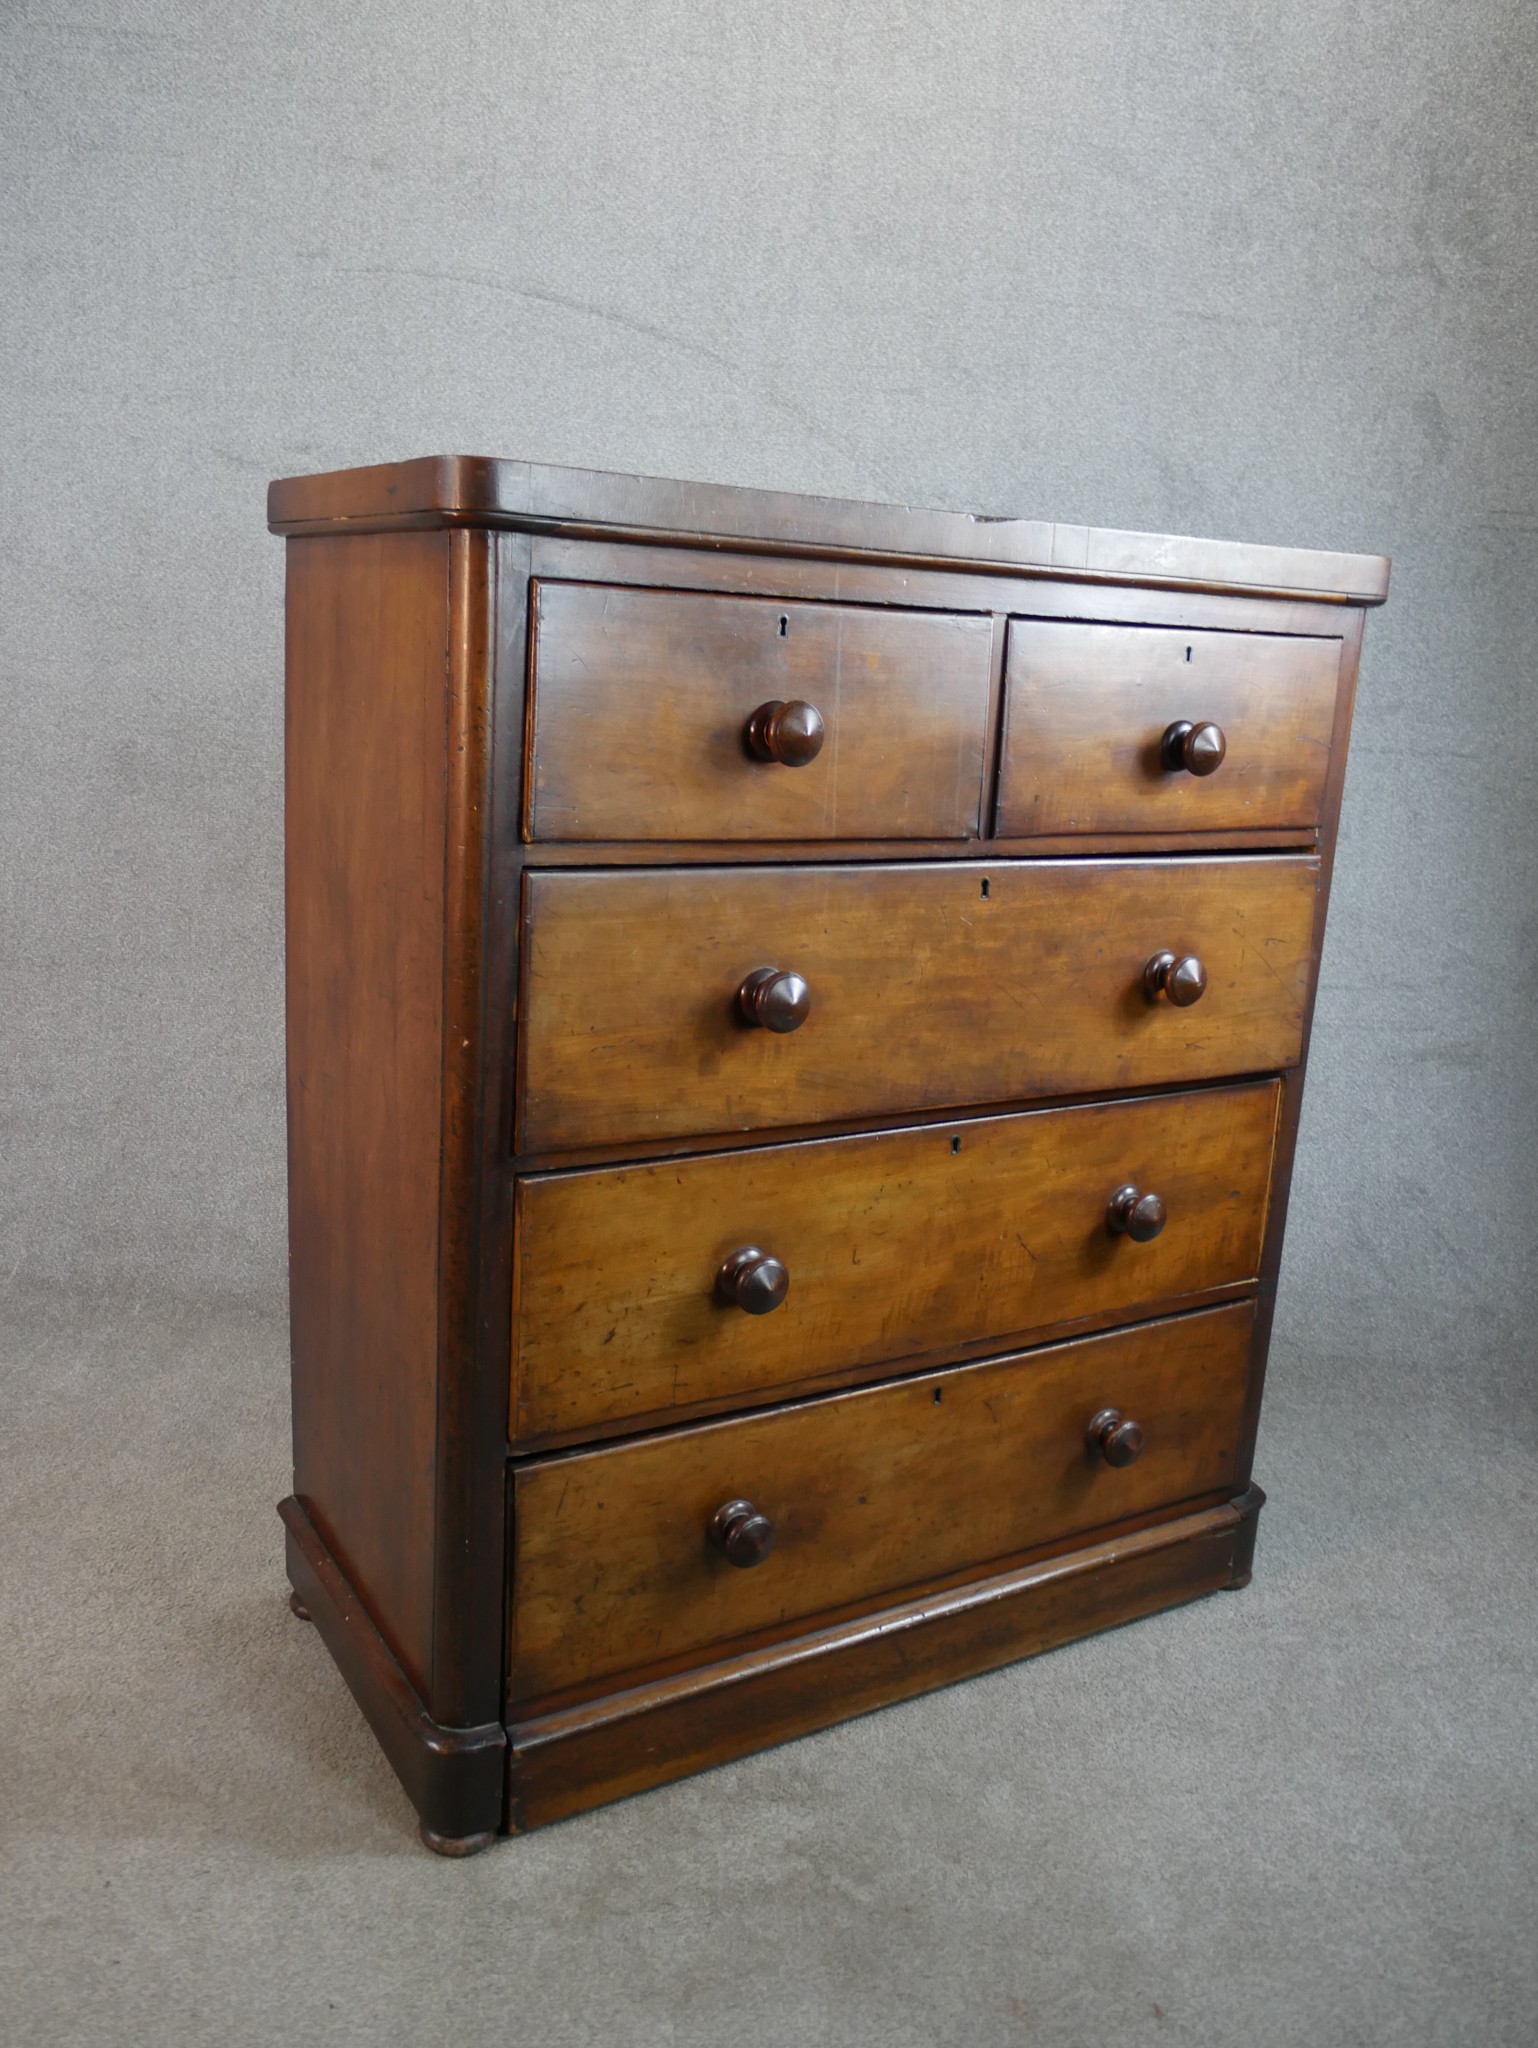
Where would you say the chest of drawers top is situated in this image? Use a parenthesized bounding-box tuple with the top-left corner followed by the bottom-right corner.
(267, 453, 1389, 602)
(271, 455, 1386, 1849)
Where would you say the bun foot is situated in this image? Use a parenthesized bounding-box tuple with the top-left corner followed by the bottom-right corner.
(288, 1590, 312, 1621)
(1225, 1484, 1264, 1591)
(419, 1821, 497, 1858)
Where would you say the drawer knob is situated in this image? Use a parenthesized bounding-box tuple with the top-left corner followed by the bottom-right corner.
(709, 1497, 777, 1568)
(1143, 950, 1208, 1007)
(1161, 719, 1227, 776)
(746, 698, 826, 767)
(1087, 1407, 1146, 1467)
(1107, 1184, 1168, 1241)
(738, 966, 811, 1033)
(716, 1245, 790, 1315)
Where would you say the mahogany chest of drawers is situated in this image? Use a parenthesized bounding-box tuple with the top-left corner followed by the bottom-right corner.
(268, 456, 1388, 1851)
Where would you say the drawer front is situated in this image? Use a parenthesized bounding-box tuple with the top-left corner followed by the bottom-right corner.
(526, 582, 995, 842)
(509, 1302, 1254, 1699)
(996, 621, 1341, 837)
(517, 857, 1317, 1151)
(513, 1081, 1279, 1441)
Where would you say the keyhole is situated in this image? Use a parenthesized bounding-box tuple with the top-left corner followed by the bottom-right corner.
(980, 877, 990, 899)
(933, 1387, 944, 1405)
(778, 615, 788, 637)
(951, 1135, 961, 1154)
(1184, 645, 1193, 662)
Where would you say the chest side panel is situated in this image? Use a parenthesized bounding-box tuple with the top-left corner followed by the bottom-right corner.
(285, 529, 451, 1697)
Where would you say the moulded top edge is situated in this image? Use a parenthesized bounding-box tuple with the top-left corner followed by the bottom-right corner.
(266, 454, 1391, 604)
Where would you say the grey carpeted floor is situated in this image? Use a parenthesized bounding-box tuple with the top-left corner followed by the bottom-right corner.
(4, 1284, 1534, 2048)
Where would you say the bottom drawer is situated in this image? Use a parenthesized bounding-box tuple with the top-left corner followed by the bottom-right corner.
(509, 1301, 1254, 1702)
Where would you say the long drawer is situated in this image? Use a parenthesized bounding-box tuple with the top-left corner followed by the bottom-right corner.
(512, 1081, 1279, 1441)
(525, 582, 995, 842)
(508, 1302, 1255, 1701)
(516, 856, 1317, 1151)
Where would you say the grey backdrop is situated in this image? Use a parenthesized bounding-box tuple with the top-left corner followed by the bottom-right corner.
(4, 5, 1536, 2043)
(4, 0, 1535, 1352)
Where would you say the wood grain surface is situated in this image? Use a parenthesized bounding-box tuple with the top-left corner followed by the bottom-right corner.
(285, 530, 450, 1695)
(267, 455, 1391, 606)
(512, 1081, 1279, 1439)
(507, 1491, 1259, 1827)
(509, 1302, 1254, 1698)
(271, 454, 1384, 1842)
(525, 532, 1359, 643)
(517, 856, 1319, 1151)
(997, 620, 1341, 836)
(526, 581, 994, 841)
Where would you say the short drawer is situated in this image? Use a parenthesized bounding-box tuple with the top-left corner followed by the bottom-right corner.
(516, 856, 1317, 1151)
(508, 1301, 1254, 1700)
(512, 1081, 1279, 1442)
(525, 581, 994, 842)
(996, 620, 1341, 837)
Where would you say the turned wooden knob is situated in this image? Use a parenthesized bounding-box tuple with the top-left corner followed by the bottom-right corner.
(716, 1246, 790, 1315)
(1161, 720, 1227, 776)
(746, 699, 825, 766)
(738, 966, 811, 1032)
(709, 1498, 776, 1567)
(1107, 1185, 1167, 1241)
(1143, 950, 1207, 1007)
(1087, 1407, 1146, 1467)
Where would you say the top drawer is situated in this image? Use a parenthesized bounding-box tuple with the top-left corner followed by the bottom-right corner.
(525, 582, 994, 842)
(996, 621, 1341, 837)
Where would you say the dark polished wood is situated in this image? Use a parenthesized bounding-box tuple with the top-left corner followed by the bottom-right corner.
(506, 1490, 1264, 1829)
(744, 698, 826, 766)
(282, 1498, 506, 1846)
(431, 527, 504, 1729)
(708, 1498, 777, 1568)
(284, 530, 452, 1698)
(1143, 950, 1209, 1008)
(520, 829, 1321, 868)
(998, 622, 1339, 838)
(736, 966, 812, 1034)
(511, 1082, 1278, 1442)
(272, 456, 1382, 1844)
(1106, 1184, 1168, 1241)
(284, 527, 507, 1732)
(526, 582, 992, 843)
(714, 1245, 791, 1316)
(1161, 719, 1227, 776)
(525, 533, 1365, 644)
(509, 1304, 1254, 1701)
(268, 456, 1391, 605)
(1087, 1407, 1146, 1466)
(518, 858, 1315, 1151)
